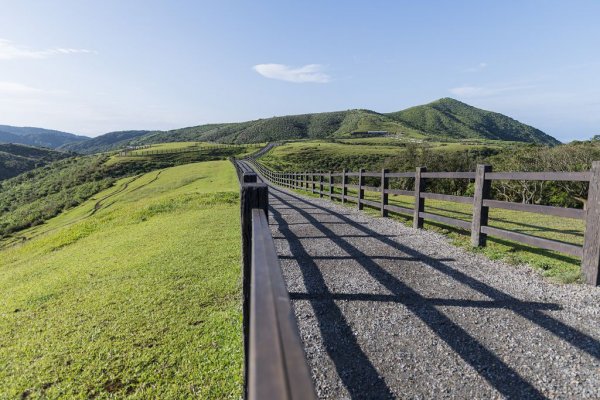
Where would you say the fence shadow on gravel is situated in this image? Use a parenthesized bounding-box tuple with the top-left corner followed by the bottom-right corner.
(267, 185, 600, 399)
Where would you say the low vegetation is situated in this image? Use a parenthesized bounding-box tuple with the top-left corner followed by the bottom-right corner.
(0, 143, 71, 180)
(0, 161, 242, 398)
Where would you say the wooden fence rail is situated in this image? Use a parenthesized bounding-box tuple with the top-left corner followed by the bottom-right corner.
(231, 159, 316, 400)
(245, 158, 600, 286)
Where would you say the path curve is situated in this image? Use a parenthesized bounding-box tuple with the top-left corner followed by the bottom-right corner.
(240, 161, 600, 400)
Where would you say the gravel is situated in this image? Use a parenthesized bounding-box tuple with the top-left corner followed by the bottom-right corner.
(263, 183, 600, 400)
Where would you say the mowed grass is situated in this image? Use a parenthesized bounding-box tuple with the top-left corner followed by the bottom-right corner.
(295, 183, 583, 283)
(0, 160, 243, 399)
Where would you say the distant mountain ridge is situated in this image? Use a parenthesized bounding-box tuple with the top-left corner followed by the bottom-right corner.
(131, 98, 560, 149)
(16, 98, 561, 154)
(0, 125, 89, 148)
(60, 130, 151, 154)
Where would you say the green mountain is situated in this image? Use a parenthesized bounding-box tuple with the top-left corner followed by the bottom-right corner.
(0, 124, 89, 148)
(0, 143, 71, 180)
(132, 109, 426, 146)
(64, 98, 560, 153)
(386, 98, 560, 145)
(60, 130, 151, 154)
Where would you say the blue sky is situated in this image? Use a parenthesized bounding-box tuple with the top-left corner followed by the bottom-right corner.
(0, 1, 598, 141)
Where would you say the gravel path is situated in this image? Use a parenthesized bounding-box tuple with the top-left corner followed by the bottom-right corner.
(244, 162, 600, 399)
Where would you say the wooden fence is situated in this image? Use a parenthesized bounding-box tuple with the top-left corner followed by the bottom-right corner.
(245, 158, 600, 286)
(231, 159, 316, 400)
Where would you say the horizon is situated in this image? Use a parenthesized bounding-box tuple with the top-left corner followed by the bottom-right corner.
(1, 1, 599, 141)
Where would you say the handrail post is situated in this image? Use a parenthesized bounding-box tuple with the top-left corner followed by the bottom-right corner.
(358, 168, 365, 210)
(471, 165, 492, 247)
(243, 172, 258, 184)
(240, 182, 269, 395)
(328, 171, 333, 200)
(381, 169, 389, 217)
(413, 167, 426, 228)
(582, 161, 600, 286)
(311, 172, 316, 194)
(341, 169, 348, 204)
(319, 172, 324, 198)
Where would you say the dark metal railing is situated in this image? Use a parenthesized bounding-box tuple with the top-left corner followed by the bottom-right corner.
(231, 159, 316, 400)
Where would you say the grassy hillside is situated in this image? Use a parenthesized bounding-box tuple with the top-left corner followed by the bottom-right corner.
(387, 98, 560, 145)
(65, 98, 558, 153)
(0, 144, 254, 240)
(0, 160, 242, 398)
(0, 144, 71, 180)
(60, 130, 151, 154)
(0, 124, 89, 148)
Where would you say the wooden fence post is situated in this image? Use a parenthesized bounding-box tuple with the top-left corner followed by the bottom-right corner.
(243, 172, 257, 184)
(341, 169, 348, 204)
(319, 172, 324, 198)
(358, 168, 365, 210)
(381, 169, 389, 217)
(582, 161, 600, 286)
(312, 173, 316, 194)
(471, 165, 492, 247)
(240, 182, 269, 388)
(413, 167, 426, 228)
(328, 171, 333, 200)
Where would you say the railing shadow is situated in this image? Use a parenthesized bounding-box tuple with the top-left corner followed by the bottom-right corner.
(270, 205, 396, 399)
(269, 189, 547, 399)
(268, 186, 600, 361)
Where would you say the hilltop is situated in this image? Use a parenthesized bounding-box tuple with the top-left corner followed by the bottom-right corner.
(387, 98, 560, 145)
(0, 125, 89, 148)
(63, 98, 559, 153)
(0, 143, 71, 180)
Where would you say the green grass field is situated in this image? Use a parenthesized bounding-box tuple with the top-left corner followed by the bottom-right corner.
(0, 160, 242, 399)
(259, 139, 510, 172)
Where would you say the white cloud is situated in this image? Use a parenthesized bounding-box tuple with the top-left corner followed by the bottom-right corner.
(464, 62, 488, 72)
(253, 63, 330, 83)
(0, 39, 96, 60)
(0, 81, 43, 95)
(449, 83, 535, 98)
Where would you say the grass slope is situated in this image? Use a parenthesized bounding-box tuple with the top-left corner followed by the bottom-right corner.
(0, 160, 242, 398)
(0, 144, 71, 180)
(0, 144, 255, 239)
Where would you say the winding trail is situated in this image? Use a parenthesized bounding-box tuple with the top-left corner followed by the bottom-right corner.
(240, 161, 600, 400)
